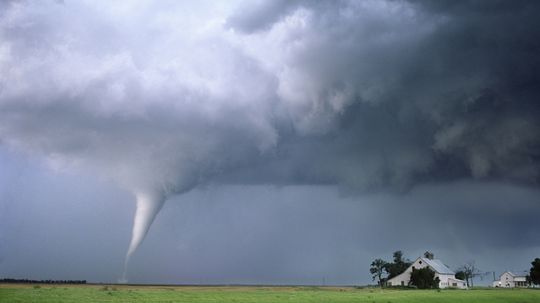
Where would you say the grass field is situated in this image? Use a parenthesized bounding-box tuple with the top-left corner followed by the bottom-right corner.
(1, 284, 539, 303)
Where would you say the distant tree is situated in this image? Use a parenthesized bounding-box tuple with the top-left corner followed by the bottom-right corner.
(455, 270, 466, 281)
(459, 261, 481, 287)
(410, 267, 440, 289)
(530, 258, 540, 286)
(423, 251, 434, 260)
(370, 258, 388, 287)
(393, 251, 405, 264)
(385, 251, 412, 279)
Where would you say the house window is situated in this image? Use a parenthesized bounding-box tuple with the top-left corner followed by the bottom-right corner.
(453, 283, 457, 287)
(419, 261, 422, 264)
(401, 281, 404, 286)
(388, 282, 392, 286)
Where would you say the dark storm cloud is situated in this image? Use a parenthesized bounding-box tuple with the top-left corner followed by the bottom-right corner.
(286, 0, 540, 185)
(2, 0, 539, 192)
(220, 0, 540, 189)
(1, 0, 540, 282)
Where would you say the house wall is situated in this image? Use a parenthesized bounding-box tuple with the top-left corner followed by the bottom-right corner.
(447, 277, 468, 289)
(387, 271, 409, 287)
(437, 274, 453, 288)
(500, 272, 515, 288)
(387, 258, 428, 287)
(436, 274, 466, 289)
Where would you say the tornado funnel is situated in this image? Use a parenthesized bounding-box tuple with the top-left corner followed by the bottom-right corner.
(121, 190, 166, 282)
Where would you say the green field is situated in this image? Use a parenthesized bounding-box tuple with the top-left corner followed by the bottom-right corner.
(1, 284, 539, 303)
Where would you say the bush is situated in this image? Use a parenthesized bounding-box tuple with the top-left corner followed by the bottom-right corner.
(410, 267, 440, 289)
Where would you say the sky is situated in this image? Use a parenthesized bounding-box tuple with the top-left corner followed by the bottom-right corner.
(0, 0, 539, 285)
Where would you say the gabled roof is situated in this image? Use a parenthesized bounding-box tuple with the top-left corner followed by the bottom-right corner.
(420, 257, 455, 275)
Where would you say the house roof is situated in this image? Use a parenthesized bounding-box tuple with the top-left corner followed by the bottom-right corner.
(420, 257, 455, 275)
(448, 277, 467, 283)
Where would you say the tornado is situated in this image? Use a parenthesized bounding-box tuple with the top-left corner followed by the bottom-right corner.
(120, 190, 166, 283)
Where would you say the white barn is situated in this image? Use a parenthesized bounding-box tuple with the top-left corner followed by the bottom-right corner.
(492, 271, 529, 288)
(387, 257, 467, 289)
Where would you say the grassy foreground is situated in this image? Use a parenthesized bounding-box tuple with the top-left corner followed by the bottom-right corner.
(1, 284, 539, 303)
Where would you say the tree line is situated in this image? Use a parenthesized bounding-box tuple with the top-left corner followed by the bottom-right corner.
(0, 278, 87, 284)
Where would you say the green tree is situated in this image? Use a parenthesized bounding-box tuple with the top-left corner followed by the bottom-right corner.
(385, 251, 411, 279)
(530, 258, 540, 285)
(370, 258, 388, 287)
(410, 267, 440, 289)
(455, 270, 466, 281)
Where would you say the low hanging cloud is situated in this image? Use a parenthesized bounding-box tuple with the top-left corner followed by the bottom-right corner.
(1, 0, 539, 277)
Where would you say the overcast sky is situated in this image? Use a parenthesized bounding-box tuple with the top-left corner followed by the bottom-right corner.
(0, 0, 539, 285)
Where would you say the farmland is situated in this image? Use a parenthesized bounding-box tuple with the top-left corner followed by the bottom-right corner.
(1, 284, 539, 303)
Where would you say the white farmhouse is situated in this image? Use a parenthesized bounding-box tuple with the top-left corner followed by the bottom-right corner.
(387, 257, 467, 289)
(492, 271, 529, 288)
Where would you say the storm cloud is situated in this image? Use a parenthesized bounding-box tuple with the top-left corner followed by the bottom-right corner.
(0, 0, 539, 283)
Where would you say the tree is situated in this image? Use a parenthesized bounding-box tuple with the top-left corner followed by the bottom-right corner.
(385, 251, 412, 279)
(459, 261, 481, 287)
(410, 267, 440, 289)
(455, 270, 466, 281)
(530, 258, 540, 286)
(370, 258, 388, 287)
